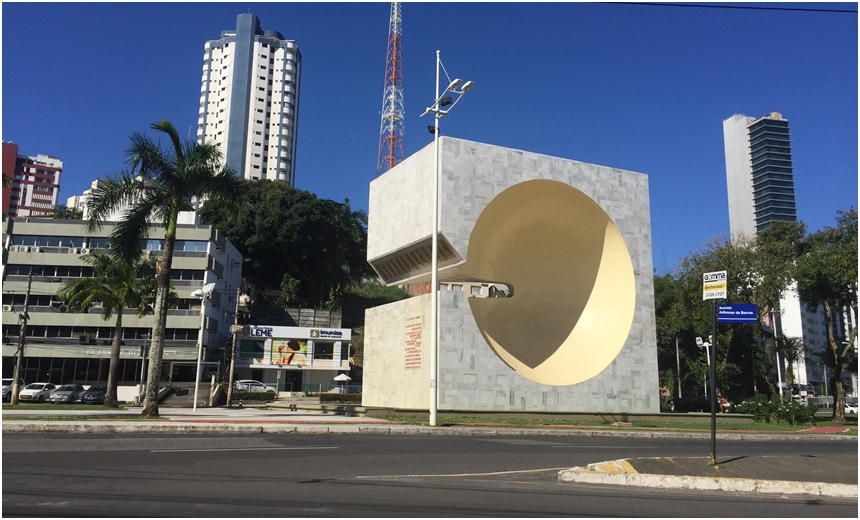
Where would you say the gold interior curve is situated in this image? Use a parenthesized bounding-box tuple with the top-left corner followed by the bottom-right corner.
(462, 179, 636, 386)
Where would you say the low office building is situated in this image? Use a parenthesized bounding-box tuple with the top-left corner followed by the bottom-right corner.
(1, 217, 242, 400)
(233, 324, 352, 393)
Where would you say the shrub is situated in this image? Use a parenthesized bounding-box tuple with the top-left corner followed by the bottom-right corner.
(734, 394, 817, 424)
(319, 392, 362, 405)
(233, 391, 277, 403)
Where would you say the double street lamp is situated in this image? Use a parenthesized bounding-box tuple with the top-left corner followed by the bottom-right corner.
(191, 283, 216, 413)
(421, 50, 474, 427)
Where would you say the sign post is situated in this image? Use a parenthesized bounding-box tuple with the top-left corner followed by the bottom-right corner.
(702, 270, 726, 466)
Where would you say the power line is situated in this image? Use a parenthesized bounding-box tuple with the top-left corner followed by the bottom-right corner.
(605, 2, 857, 14)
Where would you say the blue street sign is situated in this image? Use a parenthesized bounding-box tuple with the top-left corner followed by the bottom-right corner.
(717, 304, 758, 324)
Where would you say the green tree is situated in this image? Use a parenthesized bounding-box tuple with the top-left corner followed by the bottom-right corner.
(199, 180, 373, 308)
(85, 120, 248, 418)
(48, 204, 83, 220)
(58, 253, 156, 408)
(794, 209, 858, 423)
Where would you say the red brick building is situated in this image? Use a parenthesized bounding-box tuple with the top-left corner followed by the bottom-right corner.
(1, 142, 62, 217)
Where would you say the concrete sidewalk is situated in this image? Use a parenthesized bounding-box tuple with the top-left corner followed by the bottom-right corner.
(558, 455, 858, 498)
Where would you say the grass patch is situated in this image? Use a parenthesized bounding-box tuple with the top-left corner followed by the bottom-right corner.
(2, 414, 167, 421)
(381, 414, 858, 432)
(1, 404, 128, 411)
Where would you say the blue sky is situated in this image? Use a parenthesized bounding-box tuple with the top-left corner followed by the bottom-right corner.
(2, 2, 857, 273)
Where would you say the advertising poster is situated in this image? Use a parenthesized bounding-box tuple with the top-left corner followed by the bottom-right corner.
(271, 339, 308, 366)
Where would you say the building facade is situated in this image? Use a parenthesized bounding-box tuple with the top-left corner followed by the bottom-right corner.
(197, 13, 301, 185)
(2, 142, 62, 218)
(233, 324, 352, 393)
(1, 217, 243, 401)
(723, 112, 797, 238)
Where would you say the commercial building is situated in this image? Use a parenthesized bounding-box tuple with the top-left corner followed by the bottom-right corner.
(722, 112, 854, 396)
(1, 217, 243, 401)
(67, 179, 200, 225)
(197, 13, 301, 185)
(363, 137, 659, 413)
(2, 142, 62, 218)
(232, 324, 353, 393)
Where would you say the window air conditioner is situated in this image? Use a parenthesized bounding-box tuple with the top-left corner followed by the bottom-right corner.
(2, 305, 13, 312)
(31, 247, 41, 253)
(80, 248, 90, 254)
(24, 246, 31, 253)
(68, 247, 81, 254)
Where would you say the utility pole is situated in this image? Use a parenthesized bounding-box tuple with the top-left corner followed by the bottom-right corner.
(675, 337, 682, 400)
(11, 271, 33, 406)
(226, 288, 241, 407)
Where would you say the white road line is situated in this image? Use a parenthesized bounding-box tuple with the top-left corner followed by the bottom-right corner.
(152, 446, 338, 453)
(356, 467, 569, 479)
(550, 445, 659, 448)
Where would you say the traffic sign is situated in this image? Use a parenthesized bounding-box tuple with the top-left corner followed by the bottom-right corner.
(717, 304, 758, 324)
(703, 271, 727, 300)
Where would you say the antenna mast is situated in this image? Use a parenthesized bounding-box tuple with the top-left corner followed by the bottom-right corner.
(377, 2, 404, 176)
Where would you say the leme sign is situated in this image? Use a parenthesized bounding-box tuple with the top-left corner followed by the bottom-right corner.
(703, 270, 727, 300)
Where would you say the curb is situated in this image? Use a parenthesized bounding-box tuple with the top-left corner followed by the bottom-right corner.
(2, 421, 858, 441)
(557, 459, 858, 498)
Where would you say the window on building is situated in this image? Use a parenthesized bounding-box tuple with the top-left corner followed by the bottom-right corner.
(239, 339, 265, 359)
(313, 342, 334, 360)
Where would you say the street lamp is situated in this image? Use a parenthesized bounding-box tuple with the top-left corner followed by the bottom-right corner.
(696, 336, 712, 400)
(191, 283, 216, 413)
(421, 50, 474, 426)
(138, 333, 151, 405)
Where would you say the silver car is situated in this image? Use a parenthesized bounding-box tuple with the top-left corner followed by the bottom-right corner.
(49, 384, 86, 404)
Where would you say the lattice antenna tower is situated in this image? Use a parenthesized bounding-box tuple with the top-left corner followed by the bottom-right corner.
(377, 2, 405, 176)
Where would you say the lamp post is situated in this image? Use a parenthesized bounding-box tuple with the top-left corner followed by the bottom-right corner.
(191, 283, 215, 413)
(138, 333, 151, 405)
(697, 336, 711, 400)
(421, 50, 474, 426)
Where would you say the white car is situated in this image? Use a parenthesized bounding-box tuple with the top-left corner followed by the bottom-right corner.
(2, 378, 25, 401)
(18, 383, 57, 403)
(233, 380, 277, 394)
(846, 398, 858, 414)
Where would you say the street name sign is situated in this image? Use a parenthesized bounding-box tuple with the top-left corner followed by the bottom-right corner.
(717, 304, 758, 324)
(702, 271, 727, 300)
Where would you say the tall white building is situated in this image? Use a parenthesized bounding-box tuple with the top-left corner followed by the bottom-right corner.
(722, 113, 852, 397)
(197, 13, 301, 185)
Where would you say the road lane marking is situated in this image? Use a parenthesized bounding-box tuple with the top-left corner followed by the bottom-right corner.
(356, 467, 570, 479)
(152, 446, 338, 453)
(550, 445, 659, 448)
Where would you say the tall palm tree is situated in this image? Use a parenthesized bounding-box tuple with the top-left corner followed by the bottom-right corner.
(58, 253, 157, 408)
(86, 120, 248, 417)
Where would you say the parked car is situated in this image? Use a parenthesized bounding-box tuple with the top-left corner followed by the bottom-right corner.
(49, 384, 86, 404)
(17, 383, 57, 403)
(2, 378, 25, 401)
(846, 397, 858, 415)
(234, 380, 277, 394)
(81, 385, 108, 405)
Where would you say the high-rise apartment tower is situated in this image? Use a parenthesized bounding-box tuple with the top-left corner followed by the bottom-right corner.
(723, 112, 797, 238)
(197, 14, 301, 185)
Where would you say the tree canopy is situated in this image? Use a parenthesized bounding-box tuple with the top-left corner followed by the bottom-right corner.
(655, 210, 857, 419)
(199, 180, 375, 310)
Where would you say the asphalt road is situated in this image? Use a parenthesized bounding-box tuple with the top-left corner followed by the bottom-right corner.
(2, 434, 856, 517)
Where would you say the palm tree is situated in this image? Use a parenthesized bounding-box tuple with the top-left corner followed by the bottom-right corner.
(48, 204, 84, 220)
(85, 120, 248, 417)
(58, 252, 157, 408)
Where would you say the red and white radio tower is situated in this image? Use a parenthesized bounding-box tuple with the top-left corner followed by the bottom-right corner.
(377, 2, 404, 176)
